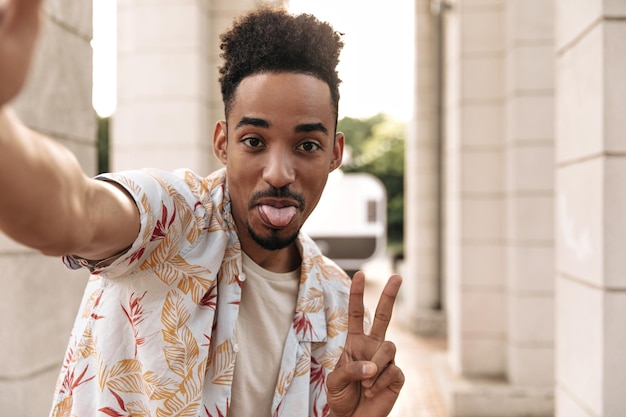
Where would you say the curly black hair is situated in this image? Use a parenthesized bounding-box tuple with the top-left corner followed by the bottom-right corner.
(219, 7, 344, 123)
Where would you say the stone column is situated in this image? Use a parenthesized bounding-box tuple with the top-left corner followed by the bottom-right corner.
(555, 1, 626, 416)
(443, 0, 507, 380)
(435, 1, 557, 414)
(0, 2, 95, 416)
(113, 0, 284, 174)
(114, 0, 215, 172)
(504, 0, 555, 391)
(400, 0, 445, 333)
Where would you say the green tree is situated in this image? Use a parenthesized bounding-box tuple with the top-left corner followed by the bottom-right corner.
(338, 113, 405, 253)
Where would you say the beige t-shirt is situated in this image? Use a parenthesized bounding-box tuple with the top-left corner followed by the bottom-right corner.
(229, 253, 300, 416)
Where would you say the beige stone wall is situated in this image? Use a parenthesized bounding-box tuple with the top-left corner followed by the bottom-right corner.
(555, 1, 626, 416)
(0, 1, 95, 416)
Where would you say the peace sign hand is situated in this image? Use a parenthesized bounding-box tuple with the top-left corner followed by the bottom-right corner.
(327, 271, 405, 417)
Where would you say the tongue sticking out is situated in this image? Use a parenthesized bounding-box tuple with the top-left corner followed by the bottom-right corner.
(259, 205, 297, 228)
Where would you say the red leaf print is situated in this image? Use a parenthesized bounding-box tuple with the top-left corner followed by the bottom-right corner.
(199, 282, 217, 310)
(109, 388, 127, 412)
(121, 291, 148, 356)
(310, 356, 325, 391)
(128, 247, 145, 264)
(151, 203, 177, 241)
(98, 407, 124, 417)
(204, 398, 229, 417)
(294, 312, 314, 338)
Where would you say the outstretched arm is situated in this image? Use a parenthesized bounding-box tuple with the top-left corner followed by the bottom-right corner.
(327, 272, 405, 417)
(0, 0, 139, 260)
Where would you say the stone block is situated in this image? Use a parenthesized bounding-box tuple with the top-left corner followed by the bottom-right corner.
(0, 254, 86, 376)
(507, 95, 554, 141)
(0, 366, 60, 417)
(556, 0, 626, 51)
(508, 195, 554, 242)
(113, 100, 210, 148)
(506, 0, 554, 43)
(461, 56, 504, 102)
(605, 157, 626, 289)
(461, 150, 504, 194)
(555, 385, 595, 417)
(117, 52, 206, 101)
(605, 21, 626, 153)
(556, 276, 602, 416)
(556, 159, 602, 286)
(461, 244, 505, 288)
(117, 4, 202, 53)
(460, 337, 506, 376)
(460, 103, 505, 149)
(507, 246, 554, 293)
(507, 44, 554, 93)
(506, 144, 554, 193)
(462, 291, 506, 334)
(508, 343, 554, 386)
(509, 294, 554, 342)
(460, 8, 504, 55)
(605, 291, 626, 415)
(555, 21, 602, 163)
(461, 197, 504, 241)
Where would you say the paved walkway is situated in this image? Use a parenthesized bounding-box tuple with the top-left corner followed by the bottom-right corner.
(361, 260, 449, 417)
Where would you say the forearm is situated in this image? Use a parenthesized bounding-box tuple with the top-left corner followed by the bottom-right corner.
(0, 106, 95, 255)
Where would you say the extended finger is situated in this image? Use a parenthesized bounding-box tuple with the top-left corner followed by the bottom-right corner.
(347, 270, 366, 335)
(369, 274, 402, 341)
(361, 340, 396, 389)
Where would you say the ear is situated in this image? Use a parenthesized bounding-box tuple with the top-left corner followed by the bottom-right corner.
(330, 132, 344, 172)
(213, 121, 228, 165)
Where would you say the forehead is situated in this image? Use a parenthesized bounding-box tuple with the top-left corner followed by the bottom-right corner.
(229, 72, 335, 127)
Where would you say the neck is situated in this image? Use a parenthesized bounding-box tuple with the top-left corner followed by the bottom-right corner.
(239, 235, 301, 273)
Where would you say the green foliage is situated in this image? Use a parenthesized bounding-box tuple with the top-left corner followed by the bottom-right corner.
(338, 113, 405, 253)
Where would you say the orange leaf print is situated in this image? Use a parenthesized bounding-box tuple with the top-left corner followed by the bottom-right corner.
(160, 290, 199, 380)
(297, 287, 324, 313)
(325, 306, 348, 339)
(50, 396, 72, 417)
(103, 359, 145, 394)
(207, 340, 234, 386)
(142, 371, 178, 401)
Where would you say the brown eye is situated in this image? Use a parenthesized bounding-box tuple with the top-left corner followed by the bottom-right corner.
(242, 137, 264, 148)
(297, 141, 321, 152)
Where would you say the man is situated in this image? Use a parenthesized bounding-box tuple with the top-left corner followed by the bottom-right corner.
(0, 2, 404, 416)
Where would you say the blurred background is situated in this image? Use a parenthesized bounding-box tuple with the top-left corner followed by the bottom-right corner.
(1, 1, 626, 416)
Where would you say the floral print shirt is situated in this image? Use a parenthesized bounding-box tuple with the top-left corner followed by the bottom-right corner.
(53, 168, 352, 417)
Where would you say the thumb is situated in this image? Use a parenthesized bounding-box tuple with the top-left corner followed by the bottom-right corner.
(327, 361, 378, 390)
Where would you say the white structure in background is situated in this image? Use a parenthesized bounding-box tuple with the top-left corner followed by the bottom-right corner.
(302, 170, 387, 275)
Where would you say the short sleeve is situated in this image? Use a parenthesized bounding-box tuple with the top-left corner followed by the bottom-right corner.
(63, 168, 208, 278)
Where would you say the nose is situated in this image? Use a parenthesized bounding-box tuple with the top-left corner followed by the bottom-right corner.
(263, 148, 295, 189)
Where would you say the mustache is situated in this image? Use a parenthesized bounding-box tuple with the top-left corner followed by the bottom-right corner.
(248, 186, 305, 209)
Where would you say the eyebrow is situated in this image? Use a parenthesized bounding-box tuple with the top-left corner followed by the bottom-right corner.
(294, 122, 329, 135)
(236, 117, 270, 130)
(235, 117, 329, 136)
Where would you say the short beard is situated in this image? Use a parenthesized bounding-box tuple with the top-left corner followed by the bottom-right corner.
(247, 224, 299, 251)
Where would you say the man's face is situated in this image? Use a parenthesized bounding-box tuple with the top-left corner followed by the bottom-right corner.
(214, 72, 344, 259)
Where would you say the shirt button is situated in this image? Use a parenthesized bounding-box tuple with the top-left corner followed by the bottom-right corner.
(239, 273, 246, 282)
(233, 343, 240, 352)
